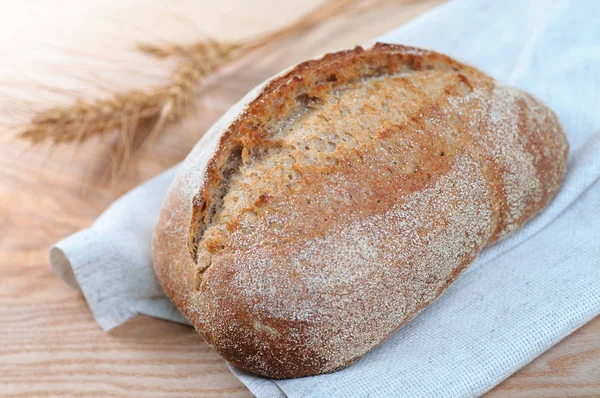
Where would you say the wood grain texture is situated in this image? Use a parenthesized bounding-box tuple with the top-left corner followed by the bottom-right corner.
(0, 0, 598, 396)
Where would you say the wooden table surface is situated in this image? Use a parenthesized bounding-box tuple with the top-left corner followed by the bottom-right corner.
(1, 1, 598, 396)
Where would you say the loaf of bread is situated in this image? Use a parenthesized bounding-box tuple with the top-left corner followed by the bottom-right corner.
(152, 43, 568, 379)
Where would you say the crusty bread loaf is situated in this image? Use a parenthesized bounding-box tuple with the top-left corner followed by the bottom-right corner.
(152, 43, 568, 379)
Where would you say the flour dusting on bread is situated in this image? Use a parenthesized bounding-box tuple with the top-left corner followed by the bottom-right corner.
(152, 43, 568, 379)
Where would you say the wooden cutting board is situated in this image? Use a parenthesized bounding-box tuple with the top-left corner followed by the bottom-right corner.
(0, 1, 598, 396)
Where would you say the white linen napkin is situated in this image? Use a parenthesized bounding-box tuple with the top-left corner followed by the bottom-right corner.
(50, 0, 600, 396)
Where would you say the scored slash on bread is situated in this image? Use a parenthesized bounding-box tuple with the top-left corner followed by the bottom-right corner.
(153, 43, 568, 379)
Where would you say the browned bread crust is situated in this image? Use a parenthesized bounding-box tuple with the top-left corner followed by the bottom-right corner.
(152, 43, 568, 379)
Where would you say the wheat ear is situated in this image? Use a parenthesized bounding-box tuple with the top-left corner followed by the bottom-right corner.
(18, 0, 358, 178)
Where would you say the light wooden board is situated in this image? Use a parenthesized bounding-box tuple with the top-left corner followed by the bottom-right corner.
(0, 1, 598, 396)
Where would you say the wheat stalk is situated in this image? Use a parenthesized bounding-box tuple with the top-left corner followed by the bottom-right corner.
(18, 0, 359, 179)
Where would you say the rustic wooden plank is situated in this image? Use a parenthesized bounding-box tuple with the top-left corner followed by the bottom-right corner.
(0, 1, 597, 396)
